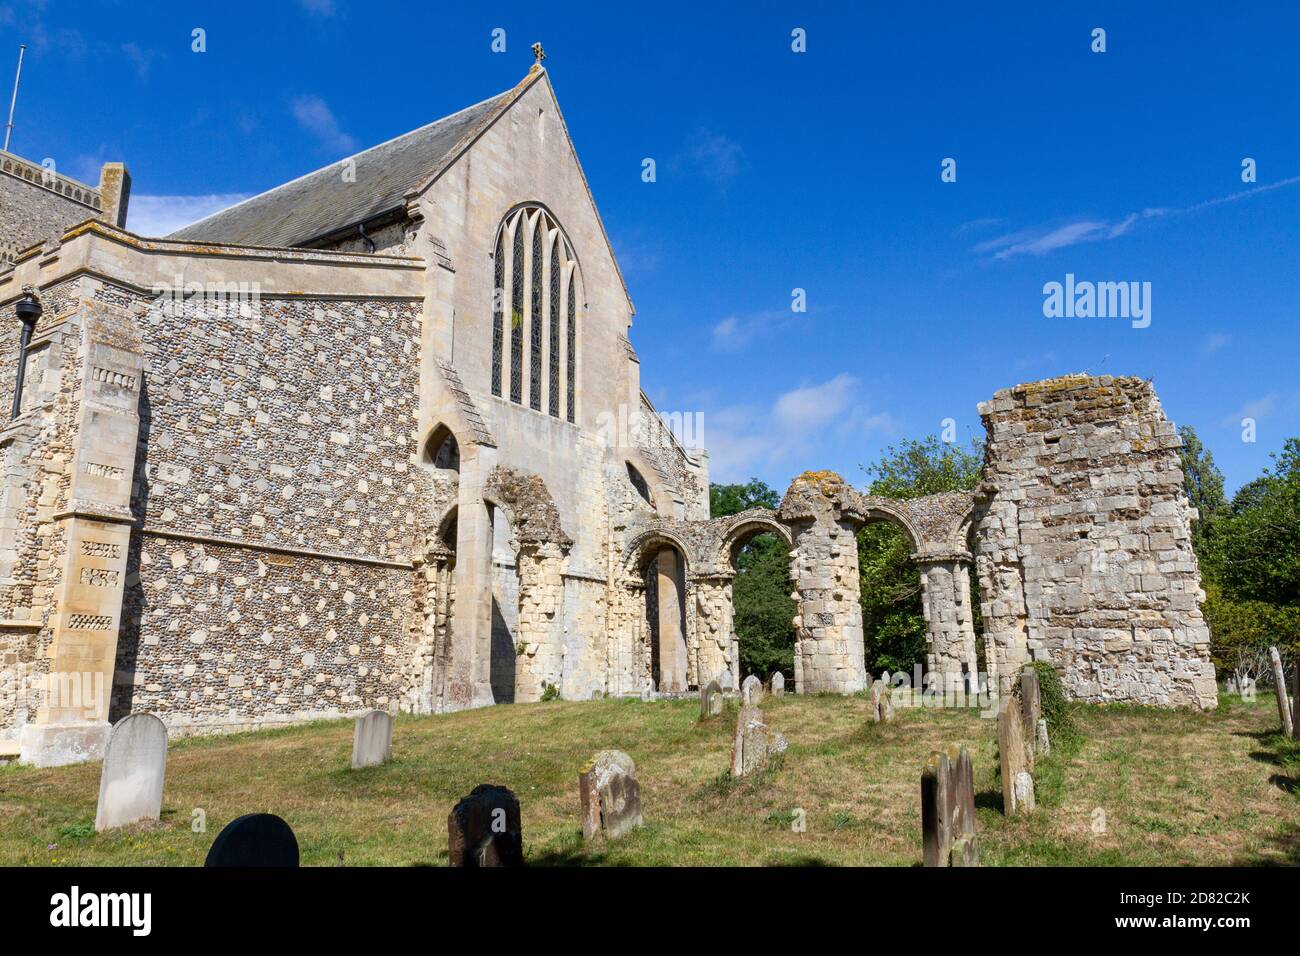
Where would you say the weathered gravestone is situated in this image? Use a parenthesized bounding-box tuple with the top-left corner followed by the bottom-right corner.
(1036, 718, 1051, 757)
(741, 674, 763, 706)
(1020, 668, 1042, 765)
(1270, 646, 1294, 738)
(769, 671, 785, 696)
(719, 668, 734, 693)
(731, 706, 785, 777)
(868, 679, 895, 723)
(997, 699, 1034, 814)
(921, 745, 979, 867)
(205, 813, 299, 867)
(448, 784, 524, 867)
(351, 710, 392, 769)
(640, 681, 655, 702)
(700, 680, 723, 719)
(94, 713, 167, 832)
(578, 750, 643, 840)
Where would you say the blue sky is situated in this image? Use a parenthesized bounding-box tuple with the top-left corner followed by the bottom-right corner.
(4, 1, 1297, 494)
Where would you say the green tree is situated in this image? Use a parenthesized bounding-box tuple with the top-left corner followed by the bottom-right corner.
(857, 437, 984, 674)
(709, 478, 794, 679)
(1177, 425, 1227, 556)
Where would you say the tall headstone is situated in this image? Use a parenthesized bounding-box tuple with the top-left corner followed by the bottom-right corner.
(769, 671, 785, 696)
(700, 680, 723, 719)
(1036, 718, 1051, 756)
(731, 705, 769, 777)
(578, 750, 643, 840)
(448, 784, 524, 867)
(94, 713, 167, 832)
(1020, 668, 1042, 764)
(351, 710, 393, 769)
(1270, 647, 1294, 738)
(921, 745, 979, 867)
(741, 674, 763, 706)
(205, 813, 299, 867)
(997, 699, 1033, 815)
(719, 669, 734, 693)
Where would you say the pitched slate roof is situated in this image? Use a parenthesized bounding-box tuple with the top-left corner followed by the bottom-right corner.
(167, 88, 516, 248)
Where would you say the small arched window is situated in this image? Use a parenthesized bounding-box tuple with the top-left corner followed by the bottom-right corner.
(626, 462, 653, 505)
(490, 205, 580, 421)
(423, 425, 460, 473)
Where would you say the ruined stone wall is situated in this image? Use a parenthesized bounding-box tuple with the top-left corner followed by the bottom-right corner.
(977, 374, 1216, 708)
(0, 153, 103, 265)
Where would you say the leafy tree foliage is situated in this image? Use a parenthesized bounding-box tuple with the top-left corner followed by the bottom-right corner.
(1178, 425, 1227, 555)
(709, 479, 794, 679)
(1186, 435, 1300, 671)
(858, 437, 984, 674)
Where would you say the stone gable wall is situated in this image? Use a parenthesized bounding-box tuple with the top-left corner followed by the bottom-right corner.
(976, 374, 1216, 707)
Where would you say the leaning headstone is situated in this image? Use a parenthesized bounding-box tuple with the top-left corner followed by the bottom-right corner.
(94, 713, 167, 832)
(1269, 646, 1294, 738)
(578, 750, 643, 840)
(769, 671, 785, 696)
(741, 674, 763, 706)
(731, 705, 783, 777)
(700, 680, 723, 718)
(205, 813, 299, 867)
(921, 745, 979, 867)
(1020, 668, 1042, 764)
(350, 710, 392, 769)
(448, 784, 524, 867)
(997, 698, 1033, 815)
(868, 679, 895, 723)
(1036, 718, 1051, 757)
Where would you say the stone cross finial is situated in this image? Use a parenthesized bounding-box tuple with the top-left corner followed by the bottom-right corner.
(532, 42, 546, 66)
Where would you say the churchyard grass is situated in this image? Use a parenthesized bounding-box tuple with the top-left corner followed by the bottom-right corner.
(0, 691, 1296, 866)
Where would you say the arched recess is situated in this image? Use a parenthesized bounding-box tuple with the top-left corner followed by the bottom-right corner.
(422, 423, 460, 474)
(482, 496, 522, 705)
(623, 529, 693, 694)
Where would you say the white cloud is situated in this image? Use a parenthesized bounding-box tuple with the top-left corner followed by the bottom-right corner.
(126, 193, 251, 237)
(1201, 333, 1231, 355)
(291, 95, 355, 153)
(702, 373, 897, 482)
(673, 129, 746, 186)
(1221, 392, 1279, 428)
(975, 174, 1300, 261)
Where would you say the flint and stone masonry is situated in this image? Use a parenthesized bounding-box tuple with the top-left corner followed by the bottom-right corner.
(0, 65, 1214, 764)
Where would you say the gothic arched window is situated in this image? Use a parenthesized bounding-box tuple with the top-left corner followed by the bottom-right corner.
(489, 205, 581, 420)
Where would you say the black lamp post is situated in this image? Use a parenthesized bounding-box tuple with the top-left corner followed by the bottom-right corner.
(10, 291, 41, 420)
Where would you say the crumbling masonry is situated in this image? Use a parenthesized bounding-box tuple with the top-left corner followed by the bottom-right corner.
(0, 65, 1214, 765)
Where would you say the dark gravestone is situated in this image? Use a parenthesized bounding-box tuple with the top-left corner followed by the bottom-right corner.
(448, 784, 524, 867)
(921, 746, 979, 867)
(205, 813, 299, 867)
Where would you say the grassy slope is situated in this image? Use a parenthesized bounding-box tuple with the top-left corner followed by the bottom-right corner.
(1, 691, 1297, 866)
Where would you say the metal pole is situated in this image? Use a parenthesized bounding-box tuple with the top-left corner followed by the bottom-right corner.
(4, 44, 26, 153)
(10, 295, 41, 420)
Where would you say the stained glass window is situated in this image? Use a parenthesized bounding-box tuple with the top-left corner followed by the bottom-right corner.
(529, 219, 543, 411)
(548, 236, 561, 417)
(566, 262, 576, 423)
(491, 231, 503, 397)
(510, 220, 524, 404)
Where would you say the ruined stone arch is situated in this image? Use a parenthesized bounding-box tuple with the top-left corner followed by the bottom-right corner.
(715, 509, 793, 569)
(421, 422, 460, 472)
(623, 527, 696, 578)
